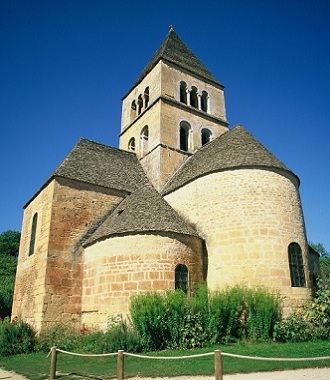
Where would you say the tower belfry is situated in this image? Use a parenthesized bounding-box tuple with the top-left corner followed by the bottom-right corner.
(119, 28, 229, 190)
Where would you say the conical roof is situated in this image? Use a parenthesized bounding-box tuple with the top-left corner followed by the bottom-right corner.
(84, 183, 200, 246)
(128, 27, 222, 94)
(163, 125, 299, 194)
(53, 138, 149, 193)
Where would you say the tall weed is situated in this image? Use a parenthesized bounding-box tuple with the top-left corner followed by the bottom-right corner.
(0, 317, 36, 356)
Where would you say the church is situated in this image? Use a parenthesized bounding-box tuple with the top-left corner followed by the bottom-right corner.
(12, 28, 319, 331)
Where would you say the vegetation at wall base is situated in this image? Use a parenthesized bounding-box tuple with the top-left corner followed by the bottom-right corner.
(273, 281, 330, 342)
(130, 285, 281, 350)
(3, 283, 330, 380)
(0, 317, 36, 356)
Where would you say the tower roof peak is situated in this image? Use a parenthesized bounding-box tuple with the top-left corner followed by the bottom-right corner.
(127, 29, 222, 95)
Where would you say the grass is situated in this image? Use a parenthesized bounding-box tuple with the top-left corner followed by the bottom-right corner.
(1, 341, 330, 380)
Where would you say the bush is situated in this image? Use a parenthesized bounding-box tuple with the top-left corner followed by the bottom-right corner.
(273, 281, 330, 343)
(130, 290, 187, 350)
(37, 322, 90, 352)
(37, 317, 143, 354)
(97, 316, 142, 353)
(0, 317, 36, 356)
(130, 285, 281, 350)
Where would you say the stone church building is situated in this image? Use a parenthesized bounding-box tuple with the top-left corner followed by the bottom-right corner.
(13, 28, 319, 331)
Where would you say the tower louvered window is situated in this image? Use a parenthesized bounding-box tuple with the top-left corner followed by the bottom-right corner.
(288, 243, 306, 287)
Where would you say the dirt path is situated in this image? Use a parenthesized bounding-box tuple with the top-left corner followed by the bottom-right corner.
(1, 367, 330, 379)
(131, 367, 330, 379)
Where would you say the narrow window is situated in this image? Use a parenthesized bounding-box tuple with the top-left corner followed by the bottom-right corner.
(179, 121, 191, 152)
(29, 213, 38, 256)
(190, 86, 198, 108)
(140, 125, 149, 156)
(144, 87, 149, 108)
(201, 91, 208, 112)
(175, 264, 188, 294)
(288, 243, 306, 287)
(138, 95, 143, 115)
(128, 137, 135, 152)
(130, 100, 136, 122)
(180, 81, 187, 104)
(201, 128, 212, 146)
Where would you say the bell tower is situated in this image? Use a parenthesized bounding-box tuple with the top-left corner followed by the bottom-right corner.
(119, 27, 229, 190)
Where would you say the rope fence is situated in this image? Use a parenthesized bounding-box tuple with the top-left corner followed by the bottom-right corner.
(48, 346, 330, 380)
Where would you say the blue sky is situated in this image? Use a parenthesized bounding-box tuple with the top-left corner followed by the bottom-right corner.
(1, 0, 329, 251)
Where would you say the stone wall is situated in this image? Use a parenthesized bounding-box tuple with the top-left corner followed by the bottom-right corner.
(165, 168, 312, 315)
(12, 181, 55, 331)
(81, 233, 203, 329)
(13, 177, 126, 331)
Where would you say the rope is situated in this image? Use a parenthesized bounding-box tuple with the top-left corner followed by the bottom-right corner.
(52, 347, 330, 362)
(56, 348, 117, 357)
(222, 352, 330, 362)
(125, 352, 213, 360)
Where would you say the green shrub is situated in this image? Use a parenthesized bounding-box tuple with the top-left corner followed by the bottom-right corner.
(98, 317, 142, 353)
(37, 322, 82, 352)
(245, 288, 281, 341)
(273, 281, 330, 343)
(273, 313, 316, 342)
(130, 285, 281, 350)
(130, 290, 187, 350)
(0, 317, 36, 356)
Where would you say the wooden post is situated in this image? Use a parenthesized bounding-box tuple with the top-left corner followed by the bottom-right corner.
(117, 350, 125, 380)
(49, 346, 57, 380)
(214, 350, 223, 380)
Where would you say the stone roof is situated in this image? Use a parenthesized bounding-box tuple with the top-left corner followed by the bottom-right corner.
(84, 183, 200, 246)
(52, 138, 149, 193)
(163, 125, 299, 194)
(128, 28, 222, 94)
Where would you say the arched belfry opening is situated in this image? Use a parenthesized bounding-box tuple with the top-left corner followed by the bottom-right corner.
(140, 125, 149, 156)
(201, 91, 208, 112)
(190, 86, 198, 108)
(201, 128, 212, 146)
(180, 81, 188, 104)
(180, 121, 191, 152)
(130, 100, 136, 122)
(144, 87, 149, 108)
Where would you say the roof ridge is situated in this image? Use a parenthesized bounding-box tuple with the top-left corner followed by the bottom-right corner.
(84, 182, 201, 245)
(162, 125, 298, 194)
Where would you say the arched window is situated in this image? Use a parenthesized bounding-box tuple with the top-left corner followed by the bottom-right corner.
(138, 95, 143, 115)
(175, 264, 188, 294)
(180, 81, 187, 104)
(190, 86, 198, 108)
(140, 125, 149, 156)
(201, 91, 208, 112)
(128, 137, 135, 152)
(29, 213, 38, 256)
(130, 100, 136, 122)
(144, 87, 149, 108)
(201, 128, 212, 146)
(288, 243, 306, 287)
(179, 121, 191, 152)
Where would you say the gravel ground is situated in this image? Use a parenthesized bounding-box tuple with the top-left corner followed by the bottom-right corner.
(1, 367, 330, 380)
